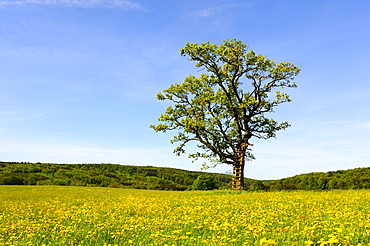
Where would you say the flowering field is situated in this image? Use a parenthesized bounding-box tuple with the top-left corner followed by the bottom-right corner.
(0, 186, 369, 245)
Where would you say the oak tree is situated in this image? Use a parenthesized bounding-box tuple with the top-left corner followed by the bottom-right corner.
(150, 39, 300, 190)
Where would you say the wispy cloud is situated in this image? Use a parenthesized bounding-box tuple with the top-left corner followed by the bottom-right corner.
(0, 139, 191, 169)
(194, 6, 224, 18)
(192, 3, 252, 18)
(357, 122, 370, 130)
(0, 0, 144, 10)
(0, 107, 54, 122)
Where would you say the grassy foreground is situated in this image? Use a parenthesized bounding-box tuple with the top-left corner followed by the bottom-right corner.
(0, 186, 369, 245)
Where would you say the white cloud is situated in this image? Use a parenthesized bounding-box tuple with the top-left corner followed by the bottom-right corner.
(192, 3, 252, 18)
(357, 122, 370, 130)
(0, 0, 144, 10)
(194, 6, 223, 18)
(0, 137, 204, 171)
(0, 139, 158, 164)
(0, 136, 232, 173)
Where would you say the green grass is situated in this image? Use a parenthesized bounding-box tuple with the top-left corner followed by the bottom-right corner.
(0, 186, 369, 245)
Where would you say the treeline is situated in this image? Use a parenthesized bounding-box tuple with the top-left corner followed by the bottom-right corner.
(0, 162, 254, 190)
(1, 162, 369, 191)
(265, 167, 370, 191)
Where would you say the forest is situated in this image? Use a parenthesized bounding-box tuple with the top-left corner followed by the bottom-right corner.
(0, 162, 369, 190)
(266, 167, 370, 190)
(0, 162, 244, 190)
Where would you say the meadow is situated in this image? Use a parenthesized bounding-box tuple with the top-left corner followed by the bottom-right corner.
(0, 186, 369, 245)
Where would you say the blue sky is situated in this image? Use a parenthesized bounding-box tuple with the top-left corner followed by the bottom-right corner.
(0, 0, 369, 180)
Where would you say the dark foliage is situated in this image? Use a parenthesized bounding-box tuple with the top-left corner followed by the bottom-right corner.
(249, 180, 266, 191)
(192, 175, 216, 190)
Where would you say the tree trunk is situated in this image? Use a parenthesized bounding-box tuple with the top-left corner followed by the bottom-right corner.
(231, 150, 245, 191)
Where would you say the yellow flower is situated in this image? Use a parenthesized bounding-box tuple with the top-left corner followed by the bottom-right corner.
(304, 240, 314, 245)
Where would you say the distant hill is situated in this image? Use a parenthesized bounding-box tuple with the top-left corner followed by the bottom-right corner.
(0, 162, 369, 190)
(0, 162, 255, 190)
(266, 167, 370, 190)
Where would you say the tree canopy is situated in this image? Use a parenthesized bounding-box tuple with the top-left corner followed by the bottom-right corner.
(151, 39, 300, 190)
